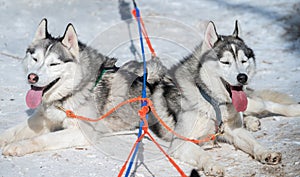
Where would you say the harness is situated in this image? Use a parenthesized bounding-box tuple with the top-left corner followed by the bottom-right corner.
(197, 84, 224, 133)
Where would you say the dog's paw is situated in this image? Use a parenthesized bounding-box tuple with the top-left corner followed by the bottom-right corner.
(244, 116, 261, 132)
(257, 151, 282, 165)
(203, 162, 225, 176)
(171, 146, 198, 166)
(2, 141, 34, 156)
(0, 137, 8, 149)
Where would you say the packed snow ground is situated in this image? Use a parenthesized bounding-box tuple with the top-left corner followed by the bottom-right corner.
(0, 0, 299, 176)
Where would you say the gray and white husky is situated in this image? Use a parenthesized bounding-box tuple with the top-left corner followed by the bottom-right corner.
(164, 21, 300, 176)
(0, 19, 172, 156)
(0, 19, 119, 156)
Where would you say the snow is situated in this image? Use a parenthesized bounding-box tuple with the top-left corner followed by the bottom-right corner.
(0, 0, 299, 176)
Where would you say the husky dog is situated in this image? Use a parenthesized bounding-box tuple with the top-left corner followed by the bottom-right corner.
(104, 20, 300, 176)
(164, 21, 287, 176)
(0, 19, 118, 156)
(0, 19, 173, 156)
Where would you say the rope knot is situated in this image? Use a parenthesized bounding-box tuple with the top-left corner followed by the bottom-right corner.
(138, 106, 150, 118)
(65, 110, 76, 118)
(209, 134, 216, 141)
(142, 125, 148, 132)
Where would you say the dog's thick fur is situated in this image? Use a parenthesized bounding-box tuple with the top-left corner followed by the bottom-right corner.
(1, 19, 300, 176)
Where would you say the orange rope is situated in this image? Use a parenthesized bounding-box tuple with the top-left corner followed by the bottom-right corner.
(118, 106, 187, 177)
(146, 129, 187, 177)
(60, 97, 142, 122)
(149, 102, 218, 144)
(132, 9, 156, 58)
(118, 106, 148, 177)
(118, 131, 146, 177)
(60, 97, 218, 144)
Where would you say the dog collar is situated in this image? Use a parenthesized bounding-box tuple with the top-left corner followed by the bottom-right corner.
(93, 65, 119, 89)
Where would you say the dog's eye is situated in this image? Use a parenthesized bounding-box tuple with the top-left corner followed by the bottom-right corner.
(220, 61, 230, 65)
(241, 60, 248, 64)
(219, 54, 231, 65)
(50, 63, 61, 66)
(32, 57, 38, 62)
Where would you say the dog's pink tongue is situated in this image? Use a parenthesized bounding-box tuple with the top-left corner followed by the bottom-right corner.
(26, 89, 43, 109)
(231, 86, 248, 112)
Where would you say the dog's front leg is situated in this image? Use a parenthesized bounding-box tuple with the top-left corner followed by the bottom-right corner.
(170, 139, 224, 176)
(2, 127, 88, 156)
(0, 111, 49, 148)
(223, 126, 281, 165)
(169, 111, 224, 176)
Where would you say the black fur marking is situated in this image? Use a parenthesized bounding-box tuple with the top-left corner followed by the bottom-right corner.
(94, 63, 119, 113)
(135, 73, 160, 94)
(149, 121, 164, 138)
(215, 35, 255, 62)
(146, 81, 160, 94)
(162, 84, 178, 123)
(190, 169, 200, 177)
(95, 73, 113, 113)
(26, 47, 35, 54)
(97, 64, 119, 80)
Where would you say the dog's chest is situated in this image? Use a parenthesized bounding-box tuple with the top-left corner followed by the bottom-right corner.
(44, 106, 67, 123)
(220, 104, 242, 128)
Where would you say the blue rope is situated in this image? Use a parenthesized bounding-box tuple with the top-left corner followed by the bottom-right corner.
(125, 1, 148, 176)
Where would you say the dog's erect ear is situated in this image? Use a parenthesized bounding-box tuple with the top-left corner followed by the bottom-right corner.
(33, 18, 48, 42)
(202, 21, 218, 52)
(62, 24, 79, 60)
(232, 20, 241, 37)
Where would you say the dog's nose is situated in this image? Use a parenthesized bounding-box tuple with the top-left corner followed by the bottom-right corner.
(237, 73, 248, 84)
(28, 73, 39, 84)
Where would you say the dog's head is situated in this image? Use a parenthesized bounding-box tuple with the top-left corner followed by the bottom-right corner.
(23, 19, 80, 109)
(200, 21, 256, 112)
